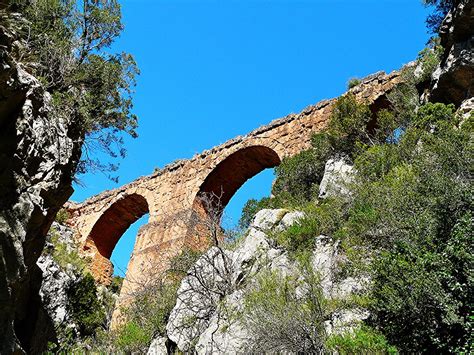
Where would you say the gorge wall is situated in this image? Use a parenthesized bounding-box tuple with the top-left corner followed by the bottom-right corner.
(0, 10, 83, 353)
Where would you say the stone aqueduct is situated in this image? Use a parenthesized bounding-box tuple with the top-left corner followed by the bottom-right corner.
(65, 70, 399, 317)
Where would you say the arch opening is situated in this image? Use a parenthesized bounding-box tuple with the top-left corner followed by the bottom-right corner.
(195, 145, 281, 217)
(84, 193, 149, 283)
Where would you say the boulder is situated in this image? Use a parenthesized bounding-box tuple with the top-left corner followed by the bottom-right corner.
(458, 97, 474, 121)
(147, 336, 169, 355)
(318, 159, 354, 199)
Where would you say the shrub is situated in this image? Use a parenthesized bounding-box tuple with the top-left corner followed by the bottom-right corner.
(342, 103, 473, 352)
(242, 265, 328, 353)
(67, 274, 106, 336)
(273, 198, 346, 255)
(108, 275, 124, 294)
(326, 93, 372, 158)
(50, 232, 89, 274)
(113, 248, 201, 352)
(272, 149, 324, 201)
(416, 42, 443, 82)
(115, 322, 151, 354)
(326, 325, 398, 354)
(347, 77, 361, 89)
(55, 208, 70, 224)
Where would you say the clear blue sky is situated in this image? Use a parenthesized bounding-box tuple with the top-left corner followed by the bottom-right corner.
(71, 0, 432, 276)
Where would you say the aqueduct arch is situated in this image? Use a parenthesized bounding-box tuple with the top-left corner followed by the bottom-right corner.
(65, 70, 400, 321)
(195, 145, 281, 210)
(81, 193, 150, 283)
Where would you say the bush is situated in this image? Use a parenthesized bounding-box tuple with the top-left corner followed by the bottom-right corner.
(326, 325, 397, 354)
(273, 198, 346, 255)
(108, 275, 124, 294)
(340, 103, 473, 352)
(326, 93, 372, 157)
(50, 232, 89, 274)
(67, 274, 106, 336)
(55, 208, 70, 224)
(347, 77, 361, 89)
(242, 264, 328, 353)
(272, 149, 324, 201)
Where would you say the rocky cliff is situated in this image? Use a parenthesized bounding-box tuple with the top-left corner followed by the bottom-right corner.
(429, 0, 473, 106)
(0, 10, 83, 353)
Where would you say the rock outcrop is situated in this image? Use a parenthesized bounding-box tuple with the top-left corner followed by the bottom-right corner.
(429, 0, 474, 106)
(0, 13, 82, 353)
(318, 158, 354, 199)
(161, 209, 368, 354)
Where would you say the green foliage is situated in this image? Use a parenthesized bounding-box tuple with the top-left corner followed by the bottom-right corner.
(273, 198, 346, 255)
(114, 280, 179, 353)
(115, 322, 151, 353)
(50, 232, 89, 274)
(67, 274, 106, 336)
(6, 0, 139, 177)
(54, 208, 70, 224)
(272, 149, 325, 202)
(416, 41, 443, 82)
(242, 264, 328, 353)
(347, 77, 361, 89)
(326, 93, 372, 157)
(342, 103, 473, 352)
(413, 101, 456, 129)
(239, 93, 374, 229)
(423, 0, 455, 34)
(108, 275, 124, 294)
(241, 97, 472, 352)
(112, 249, 201, 352)
(326, 325, 398, 354)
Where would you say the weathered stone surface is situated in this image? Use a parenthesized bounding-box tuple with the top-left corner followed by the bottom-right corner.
(147, 336, 169, 355)
(63, 71, 400, 326)
(166, 209, 297, 353)
(458, 96, 474, 120)
(166, 210, 368, 353)
(429, 0, 474, 106)
(0, 17, 82, 353)
(37, 254, 73, 326)
(318, 159, 354, 199)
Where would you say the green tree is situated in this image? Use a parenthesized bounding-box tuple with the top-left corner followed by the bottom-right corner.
(423, 0, 456, 34)
(6, 0, 139, 178)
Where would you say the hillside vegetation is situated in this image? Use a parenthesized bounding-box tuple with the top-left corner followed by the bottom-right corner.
(239, 56, 473, 353)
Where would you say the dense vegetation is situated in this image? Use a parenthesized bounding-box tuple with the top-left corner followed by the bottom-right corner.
(239, 45, 473, 352)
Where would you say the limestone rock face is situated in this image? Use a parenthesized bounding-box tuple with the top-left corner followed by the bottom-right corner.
(430, 0, 474, 106)
(318, 159, 354, 199)
(147, 336, 169, 355)
(0, 18, 82, 353)
(37, 255, 73, 326)
(458, 96, 474, 120)
(166, 209, 367, 354)
(36, 223, 81, 327)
